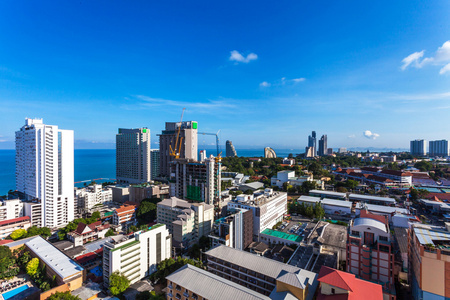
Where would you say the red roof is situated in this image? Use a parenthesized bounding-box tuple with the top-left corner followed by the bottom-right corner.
(115, 205, 136, 215)
(0, 216, 30, 227)
(317, 266, 383, 300)
(360, 210, 388, 225)
(0, 240, 14, 245)
(75, 222, 93, 235)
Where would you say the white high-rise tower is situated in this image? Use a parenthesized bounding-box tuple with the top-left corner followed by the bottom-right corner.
(16, 118, 74, 228)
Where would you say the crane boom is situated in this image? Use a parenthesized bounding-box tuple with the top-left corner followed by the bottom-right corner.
(169, 108, 186, 159)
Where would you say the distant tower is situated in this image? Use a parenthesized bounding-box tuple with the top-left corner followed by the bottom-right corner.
(150, 149, 160, 180)
(264, 147, 277, 158)
(308, 131, 317, 156)
(158, 121, 198, 177)
(16, 118, 74, 228)
(318, 135, 327, 156)
(200, 150, 207, 162)
(429, 140, 448, 157)
(410, 139, 426, 156)
(226, 140, 237, 157)
(116, 128, 151, 184)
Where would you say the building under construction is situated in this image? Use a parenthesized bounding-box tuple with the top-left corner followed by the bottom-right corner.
(169, 155, 221, 205)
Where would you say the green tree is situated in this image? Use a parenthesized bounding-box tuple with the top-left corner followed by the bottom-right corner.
(26, 258, 39, 276)
(414, 161, 433, 172)
(336, 186, 348, 193)
(47, 291, 81, 300)
(109, 271, 130, 296)
(18, 251, 31, 267)
(301, 181, 317, 194)
(305, 204, 314, 218)
(0, 246, 17, 279)
(136, 201, 157, 224)
(314, 203, 325, 219)
(10, 228, 27, 240)
(105, 228, 115, 237)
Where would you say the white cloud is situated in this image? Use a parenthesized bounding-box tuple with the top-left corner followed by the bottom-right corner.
(440, 63, 450, 75)
(348, 134, 356, 138)
(292, 77, 306, 82)
(229, 50, 258, 63)
(402, 41, 450, 74)
(135, 95, 236, 110)
(260, 81, 271, 87)
(363, 130, 380, 139)
(260, 77, 306, 87)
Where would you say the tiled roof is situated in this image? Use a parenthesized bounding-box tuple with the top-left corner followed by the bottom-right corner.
(0, 216, 30, 227)
(318, 266, 353, 291)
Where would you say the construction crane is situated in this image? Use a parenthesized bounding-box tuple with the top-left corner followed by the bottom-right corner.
(169, 108, 186, 159)
(198, 130, 221, 156)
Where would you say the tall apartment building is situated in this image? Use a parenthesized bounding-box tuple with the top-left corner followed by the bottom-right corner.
(103, 224, 171, 285)
(347, 210, 395, 299)
(0, 199, 24, 221)
(226, 140, 237, 157)
(150, 149, 160, 180)
(318, 135, 327, 156)
(170, 155, 221, 205)
(308, 131, 317, 156)
(158, 121, 198, 177)
(429, 140, 449, 157)
(209, 208, 253, 250)
(410, 139, 426, 156)
(264, 147, 277, 158)
(409, 223, 450, 300)
(227, 189, 287, 238)
(16, 118, 74, 228)
(116, 128, 151, 184)
(157, 197, 214, 248)
(75, 184, 112, 212)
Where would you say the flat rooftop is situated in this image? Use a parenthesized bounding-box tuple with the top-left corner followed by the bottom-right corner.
(348, 193, 396, 203)
(309, 190, 346, 197)
(260, 228, 303, 243)
(26, 236, 84, 279)
(357, 203, 409, 214)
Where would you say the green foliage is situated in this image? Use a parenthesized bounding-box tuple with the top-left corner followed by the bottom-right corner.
(48, 291, 81, 300)
(10, 228, 27, 240)
(336, 186, 348, 193)
(58, 216, 99, 240)
(137, 291, 165, 300)
(109, 271, 130, 296)
(0, 246, 18, 279)
(18, 251, 31, 267)
(410, 188, 429, 201)
(136, 199, 158, 224)
(27, 226, 51, 239)
(26, 257, 39, 276)
(272, 221, 282, 230)
(289, 202, 325, 219)
(105, 228, 115, 237)
(150, 257, 204, 284)
(414, 161, 433, 172)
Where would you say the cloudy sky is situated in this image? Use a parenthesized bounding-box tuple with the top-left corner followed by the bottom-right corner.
(0, 1, 449, 150)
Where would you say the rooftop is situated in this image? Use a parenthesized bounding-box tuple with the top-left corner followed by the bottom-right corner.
(412, 224, 450, 246)
(309, 190, 347, 197)
(0, 216, 30, 226)
(25, 236, 84, 279)
(166, 264, 271, 300)
(260, 228, 303, 243)
(353, 218, 388, 233)
(348, 194, 396, 203)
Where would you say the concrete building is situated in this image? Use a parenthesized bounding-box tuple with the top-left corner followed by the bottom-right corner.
(348, 194, 396, 206)
(110, 185, 130, 203)
(271, 171, 319, 189)
(209, 208, 253, 250)
(23, 200, 42, 227)
(305, 146, 315, 158)
(410, 139, 426, 156)
(169, 155, 221, 205)
(199, 149, 206, 162)
(429, 140, 449, 157)
(75, 185, 113, 212)
(0, 198, 24, 221)
(158, 121, 198, 177)
(16, 118, 74, 228)
(318, 135, 327, 157)
(227, 189, 287, 238)
(116, 128, 151, 184)
(103, 224, 171, 285)
(112, 204, 137, 227)
(0, 216, 31, 240)
(128, 183, 169, 203)
(25, 236, 84, 291)
(338, 148, 347, 154)
(150, 149, 160, 180)
(264, 147, 277, 158)
(157, 197, 214, 248)
(409, 223, 450, 300)
(205, 245, 318, 298)
(226, 140, 237, 157)
(308, 131, 317, 157)
(309, 190, 346, 200)
(347, 211, 395, 298)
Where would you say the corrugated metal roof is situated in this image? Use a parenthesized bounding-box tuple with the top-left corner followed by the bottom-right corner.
(414, 227, 450, 245)
(205, 245, 301, 279)
(166, 264, 271, 300)
(348, 194, 396, 203)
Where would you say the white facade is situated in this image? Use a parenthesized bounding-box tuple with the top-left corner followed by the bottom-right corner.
(103, 224, 171, 285)
(0, 199, 24, 221)
(16, 118, 74, 228)
(75, 185, 113, 211)
(228, 189, 287, 237)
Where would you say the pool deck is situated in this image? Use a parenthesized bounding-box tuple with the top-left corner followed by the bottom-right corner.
(0, 283, 30, 300)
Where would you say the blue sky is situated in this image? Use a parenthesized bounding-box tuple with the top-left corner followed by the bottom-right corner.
(0, 1, 449, 150)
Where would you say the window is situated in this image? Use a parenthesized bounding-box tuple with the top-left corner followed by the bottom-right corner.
(379, 236, 388, 241)
(331, 288, 335, 294)
(176, 285, 181, 291)
(351, 230, 360, 237)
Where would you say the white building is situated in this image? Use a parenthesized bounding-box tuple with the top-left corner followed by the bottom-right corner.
(16, 118, 74, 228)
(116, 128, 151, 184)
(227, 189, 287, 238)
(0, 199, 24, 221)
(103, 224, 171, 285)
(270, 170, 315, 188)
(75, 185, 113, 212)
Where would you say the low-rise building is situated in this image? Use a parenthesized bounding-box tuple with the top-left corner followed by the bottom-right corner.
(348, 193, 396, 206)
(209, 208, 253, 250)
(157, 197, 214, 248)
(103, 224, 171, 285)
(259, 228, 303, 246)
(23, 200, 42, 227)
(67, 221, 111, 246)
(112, 204, 137, 227)
(271, 171, 315, 189)
(309, 190, 346, 200)
(0, 198, 24, 221)
(129, 183, 169, 203)
(227, 189, 287, 239)
(75, 185, 113, 213)
(110, 185, 130, 203)
(0, 216, 30, 240)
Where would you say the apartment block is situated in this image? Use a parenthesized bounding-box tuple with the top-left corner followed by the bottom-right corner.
(227, 189, 287, 238)
(23, 201, 42, 227)
(129, 183, 169, 204)
(347, 210, 395, 299)
(158, 121, 198, 177)
(169, 155, 221, 205)
(318, 135, 327, 156)
(410, 139, 426, 156)
(75, 184, 112, 212)
(103, 224, 171, 285)
(205, 245, 317, 298)
(112, 204, 137, 227)
(116, 128, 151, 184)
(209, 208, 253, 250)
(429, 140, 449, 157)
(409, 223, 450, 300)
(0, 198, 24, 221)
(16, 118, 74, 228)
(157, 197, 213, 248)
(150, 149, 160, 180)
(0, 216, 31, 240)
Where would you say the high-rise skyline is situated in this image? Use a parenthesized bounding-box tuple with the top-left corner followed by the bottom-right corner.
(225, 140, 237, 157)
(308, 131, 317, 156)
(15, 118, 74, 228)
(158, 121, 198, 177)
(116, 128, 151, 184)
(410, 139, 426, 156)
(318, 134, 327, 156)
(429, 140, 449, 157)
(150, 149, 160, 180)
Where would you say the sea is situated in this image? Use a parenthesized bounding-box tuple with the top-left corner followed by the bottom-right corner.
(0, 148, 304, 195)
